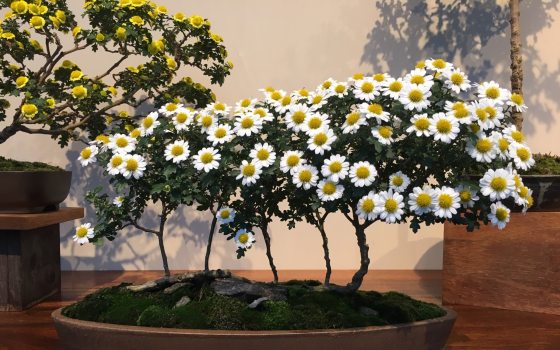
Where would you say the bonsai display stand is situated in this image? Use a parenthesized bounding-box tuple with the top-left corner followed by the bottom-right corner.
(0, 207, 84, 311)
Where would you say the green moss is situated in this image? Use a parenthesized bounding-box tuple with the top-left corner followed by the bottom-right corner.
(520, 153, 560, 175)
(137, 305, 177, 327)
(0, 156, 63, 171)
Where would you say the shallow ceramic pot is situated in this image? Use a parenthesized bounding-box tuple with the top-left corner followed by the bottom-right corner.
(52, 307, 456, 350)
(0, 171, 72, 213)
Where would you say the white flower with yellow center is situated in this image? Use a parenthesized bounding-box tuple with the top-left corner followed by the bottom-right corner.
(488, 202, 511, 230)
(264, 89, 286, 106)
(73, 223, 94, 245)
(284, 104, 310, 132)
(389, 171, 411, 192)
(467, 135, 497, 163)
(469, 100, 497, 130)
(404, 68, 434, 89)
(358, 103, 390, 122)
(382, 77, 405, 100)
(513, 184, 533, 209)
(164, 140, 190, 163)
(433, 186, 460, 218)
(307, 90, 330, 111)
(274, 94, 294, 114)
(291, 88, 310, 102)
(234, 113, 262, 137)
(406, 114, 432, 137)
(353, 77, 379, 101)
(78, 145, 98, 166)
(329, 81, 348, 98)
(193, 147, 221, 172)
(349, 161, 377, 187)
(280, 151, 306, 174)
(509, 144, 534, 171)
(455, 184, 479, 208)
(292, 165, 319, 190)
(443, 68, 471, 93)
(372, 72, 390, 84)
(425, 58, 453, 73)
(252, 107, 274, 122)
(234, 98, 257, 113)
(235, 229, 255, 249)
(249, 143, 276, 168)
(491, 131, 511, 160)
(321, 154, 349, 182)
(302, 113, 330, 135)
(159, 102, 182, 117)
(399, 84, 432, 111)
(139, 111, 160, 136)
(371, 125, 395, 145)
(216, 207, 235, 225)
(429, 113, 459, 143)
(120, 154, 147, 179)
(205, 101, 230, 115)
(502, 125, 525, 144)
(108, 133, 136, 154)
(197, 113, 218, 132)
(356, 192, 382, 220)
(172, 108, 193, 131)
(378, 190, 405, 223)
(483, 101, 504, 128)
(113, 196, 124, 207)
(408, 186, 436, 215)
(318, 78, 336, 91)
(444, 101, 472, 124)
(307, 128, 336, 155)
(207, 124, 234, 145)
(342, 111, 366, 134)
(479, 168, 515, 201)
(507, 93, 527, 112)
(236, 160, 263, 186)
(107, 154, 124, 175)
(316, 180, 344, 202)
(477, 81, 509, 104)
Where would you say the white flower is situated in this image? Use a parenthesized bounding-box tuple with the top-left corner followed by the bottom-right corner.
(318, 78, 336, 91)
(307, 128, 336, 155)
(444, 101, 472, 124)
(371, 125, 395, 145)
(479, 168, 516, 201)
(235, 98, 257, 113)
(408, 186, 436, 215)
(73, 223, 94, 245)
(443, 68, 471, 93)
(507, 93, 527, 112)
(292, 165, 319, 190)
(216, 207, 235, 225)
(382, 77, 405, 100)
(341, 111, 366, 134)
(113, 196, 124, 207)
(321, 154, 349, 182)
(302, 113, 330, 136)
(502, 125, 525, 144)
(107, 154, 125, 175)
(509, 144, 535, 171)
(121, 154, 147, 179)
(139, 111, 160, 136)
(358, 102, 390, 122)
(164, 140, 190, 163)
(492, 131, 512, 160)
(399, 84, 432, 111)
(291, 88, 311, 102)
(197, 113, 218, 132)
(284, 104, 310, 132)
(205, 101, 231, 115)
(467, 135, 497, 163)
(425, 58, 453, 73)
(108, 133, 136, 154)
(235, 229, 256, 249)
(78, 145, 98, 166)
(249, 143, 276, 168)
(356, 192, 382, 220)
(488, 202, 511, 230)
(353, 77, 379, 101)
(455, 184, 479, 208)
(329, 81, 348, 98)
(274, 94, 294, 114)
(316, 180, 344, 201)
(264, 89, 286, 106)
(406, 114, 432, 137)
(429, 113, 459, 143)
(470, 100, 497, 131)
(252, 107, 274, 122)
(172, 108, 193, 131)
(378, 190, 405, 223)
(349, 161, 377, 187)
(193, 147, 221, 172)
(159, 102, 183, 116)
(207, 124, 234, 145)
(280, 151, 306, 174)
(389, 171, 411, 192)
(236, 160, 262, 186)
(307, 90, 330, 111)
(404, 68, 434, 89)
(433, 186, 461, 218)
(234, 113, 262, 137)
(483, 100, 505, 128)
(477, 81, 509, 104)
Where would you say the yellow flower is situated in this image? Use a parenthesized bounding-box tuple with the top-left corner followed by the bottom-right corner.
(173, 12, 186, 22)
(71, 85, 88, 99)
(70, 70, 83, 81)
(49, 16, 61, 29)
(30, 16, 46, 29)
(72, 26, 81, 37)
(95, 134, 109, 144)
(188, 15, 204, 28)
(21, 103, 38, 118)
(10, 1, 28, 15)
(15, 76, 29, 88)
(166, 57, 177, 70)
(148, 39, 164, 55)
(115, 27, 127, 40)
(119, 0, 131, 6)
(29, 4, 47, 15)
(227, 61, 234, 69)
(62, 60, 75, 69)
(415, 60, 426, 69)
(29, 39, 43, 51)
(107, 86, 117, 96)
(127, 66, 139, 73)
(155, 5, 167, 14)
(95, 33, 105, 41)
(1, 32, 15, 40)
(55, 10, 66, 23)
(129, 15, 144, 26)
(118, 110, 129, 118)
(210, 32, 223, 43)
(46, 98, 55, 108)
(130, 0, 146, 7)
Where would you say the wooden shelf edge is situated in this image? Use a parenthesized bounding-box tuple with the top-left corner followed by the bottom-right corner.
(0, 207, 84, 231)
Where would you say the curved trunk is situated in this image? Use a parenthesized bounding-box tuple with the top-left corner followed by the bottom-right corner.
(204, 216, 218, 272)
(0, 124, 20, 144)
(261, 220, 279, 283)
(157, 233, 170, 277)
(317, 222, 332, 286)
(510, 0, 523, 130)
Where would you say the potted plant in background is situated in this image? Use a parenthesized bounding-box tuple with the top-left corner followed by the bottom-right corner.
(52, 59, 534, 349)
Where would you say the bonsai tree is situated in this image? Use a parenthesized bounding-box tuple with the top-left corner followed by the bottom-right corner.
(0, 0, 231, 145)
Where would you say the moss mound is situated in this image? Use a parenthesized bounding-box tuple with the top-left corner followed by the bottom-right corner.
(62, 275, 446, 330)
(0, 156, 63, 171)
(520, 153, 560, 175)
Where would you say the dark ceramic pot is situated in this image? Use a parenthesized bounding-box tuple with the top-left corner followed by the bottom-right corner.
(0, 171, 72, 213)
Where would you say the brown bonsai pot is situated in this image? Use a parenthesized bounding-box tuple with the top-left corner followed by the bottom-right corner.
(0, 170, 72, 213)
(52, 307, 457, 350)
(521, 175, 560, 211)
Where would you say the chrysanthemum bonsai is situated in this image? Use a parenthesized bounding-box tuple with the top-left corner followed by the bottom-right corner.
(71, 59, 534, 329)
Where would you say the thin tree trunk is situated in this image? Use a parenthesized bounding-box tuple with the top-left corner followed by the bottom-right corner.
(0, 124, 20, 144)
(158, 208, 170, 277)
(204, 216, 218, 272)
(344, 224, 370, 293)
(260, 219, 279, 283)
(510, 0, 523, 130)
(316, 216, 332, 286)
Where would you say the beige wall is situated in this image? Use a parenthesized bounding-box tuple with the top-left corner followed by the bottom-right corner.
(1, 0, 559, 272)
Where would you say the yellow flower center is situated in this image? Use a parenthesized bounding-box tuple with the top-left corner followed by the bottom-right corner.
(76, 227, 88, 238)
(220, 210, 230, 219)
(176, 112, 188, 123)
(171, 145, 184, 156)
(241, 117, 254, 129)
(242, 164, 256, 176)
(314, 133, 328, 146)
(215, 102, 225, 111)
(322, 182, 337, 195)
(291, 111, 306, 124)
(256, 149, 270, 161)
(346, 112, 360, 125)
(299, 170, 312, 183)
(200, 153, 214, 164)
(438, 194, 453, 209)
(495, 207, 509, 221)
(298, 89, 309, 97)
(334, 84, 346, 94)
(517, 148, 530, 161)
(166, 103, 178, 112)
(454, 107, 469, 119)
(214, 128, 227, 138)
(513, 175, 522, 189)
(356, 166, 370, 179)
(408, 89, 423, 102)
(392, 176, 403, 186)
(490, 177, 507, 192)
(433, 59, 446, 69)
(286, 155, 300, 167)
(410, 75, 425, 85)
(498, 138, 509, 152)
(201, 115, 213, 128)
(457, 191, 470, 202)
(308, 117, 322, 130)
(238, 233, 249, 244)
(385, 198, 398, 213)
(353, 73, 364, 80)
(80, 148, 92, 159)
(111, 156, 123, 167)
(519, 186, 529, 198)
(270, 91, 282, 101)
(143, 117, 153, 129)
(322, 81, 332, 89)
(312, 95, 323, 105)
(329, 161, 342, 173)
(361, 198, 375, 213)
(511, 93, 524, 105)
(373, 73, 385, 82)
(450, 72, 464, 85)
(378, 126, 393, 139)
(281, 96, 291, 106)
(368, 103, 383, 114)
(511, 130, 524, 143)
(116, 137, 128, 148)
(436, 119, 452, 134)
(416, 193, 432, 207)
(254, 109, 266, 118)
(240, 99, 251, 107)
(485, 106, 497, 119)
(389, 81, 403, 92)
(414, 118, 430, 130)
(485, 87, 500, 99)
(361, 82, 374, 93)
(476, 139, 493, 153)
(126, 158, 138, 171)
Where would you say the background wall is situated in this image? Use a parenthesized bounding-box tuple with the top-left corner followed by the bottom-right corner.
(1, 0, 559, 272)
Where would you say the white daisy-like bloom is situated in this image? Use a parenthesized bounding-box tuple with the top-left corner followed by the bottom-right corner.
(318, 78, 336, 91)
(389, 171, 411, 192)
(329, 81, 349, 98)
(399, 84, 432, 111)
(113, 196, 124, 207)
(307, 128, 337, 155)
(164, 140, 190, 164)
(378, 190, 405, 223)
(108, 133, 136, 154)
(466, 135, 497, 163)
(514, 184, 533, 209)
(107, 154, 125, 175)
(443, 68, 471, 93)
(284, 104, 310, 132)
(193, 147, 221, 172)
(235, 229, 256, 249)
(349, 161, 378, 187)
(264, 89, 286, 106)
(479, 168, 516, 201)
(316, 180, 344, 202)
(356, 192, 382, 221)
(139, 111, 160, 136)
(307, 90, 330, 111)
(444, 101, 472, 124)
(469, 100, 497, 131)
(492, 131, 512, 160)
(158, 102, 183, 116)
(408, 186, 436, 215)
(358, 102, 390, 122)
(302, 113, 330, 136)
(425, 58, 453, 73)
(382, 77, 405, 100)
(502, 125, 525, 144)
(406, 114, 432, 137)
(433, 186, 461, 219)
(197, 113, 218, 132)
(455, 184, 480, 208)
(274, 94, 294, 114)
(291, 88, 311, 102)
(404, 68, 434, 89)
(292, 165, 319, 190)
(353, 77, 379, 101)
(207, 124, 234, 145)
(252, 107, 274, 122)
(73, 223, 94, 245)
(205, 101, 231, 116)
(121, 154, 147, 179)
(341, 111, 367, 134)
(172, 108, 193, 131)
(216, 207, 235, 225)
(249, 143, 277, 168)
(509, 143, 535, 171)
(321, 154, 349, 182)
(236, 160, 263, 186)
(507, 93, 528, 112)
(477, 81, 509, 104)
(488, 202, 511, 230)
(429, 113, 459, 143)
(234, 98, 258, 113)
(371, 125, 395, 145)
(372, 72, 390, 85)
(78, 145, 98, 166)
(482, 100, 505, 128)
(280, 151, 306, 174)
(234, 112, 262, 137)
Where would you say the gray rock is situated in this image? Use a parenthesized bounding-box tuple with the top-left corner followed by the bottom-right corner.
(211, 278, 287, 302)
(359, 306, 379, 317)
(247, 297, 269, 309)
(163, 282, 187, 294)
(126, 281, 158, 292)
(174, 296, 191, 308)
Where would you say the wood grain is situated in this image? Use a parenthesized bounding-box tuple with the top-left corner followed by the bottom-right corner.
(443, 212, 560, 315)
(0, 207, 84, 230)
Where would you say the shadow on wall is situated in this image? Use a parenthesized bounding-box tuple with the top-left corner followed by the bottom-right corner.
(361, 0, 560, 136)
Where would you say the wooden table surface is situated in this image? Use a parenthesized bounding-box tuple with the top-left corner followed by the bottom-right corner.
(0, 270, 559, 350)
(0, 208, 84, 230)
